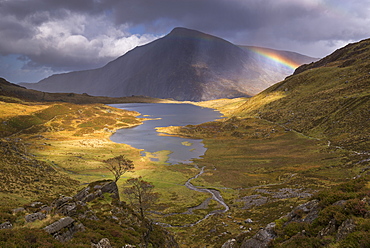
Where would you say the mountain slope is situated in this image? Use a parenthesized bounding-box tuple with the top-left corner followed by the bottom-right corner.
(22, 28, 316, 101)
(233, 38, 370, 151)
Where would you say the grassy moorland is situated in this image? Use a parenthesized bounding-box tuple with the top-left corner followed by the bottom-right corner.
(1, 39, 370, 247)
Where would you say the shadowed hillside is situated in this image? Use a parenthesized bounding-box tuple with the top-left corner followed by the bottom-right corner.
(0, 78, 175, 104)
(22, 28, 316, 101)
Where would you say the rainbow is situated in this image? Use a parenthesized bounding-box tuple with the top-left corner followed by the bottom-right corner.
(168, 27, 301, 70)
(247, 46, 300, 70)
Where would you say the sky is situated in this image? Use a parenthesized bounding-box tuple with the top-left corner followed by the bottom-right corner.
(1, 0, 370, 83)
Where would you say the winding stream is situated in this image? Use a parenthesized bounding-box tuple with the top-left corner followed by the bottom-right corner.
(156, 166, 230, 228)
(110, 103, 230, 226)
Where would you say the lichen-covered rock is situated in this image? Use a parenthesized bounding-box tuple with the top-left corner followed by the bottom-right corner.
(318, 219, 337, 238)
(101, 181, 119, 199)
(0, 221, 12, 229)
(287, 199, 320, 223)
(91, 238, 112, 248)
(240, 222, 276, 248)
(44, 217, 75, 234)
(53, 196, 73, 209)
(336, 219, 356, 241)
(52, 196, 78, 216)
(12, 207, 25, 213)
(25, 212, 46, 222)
(30, 202, 43, 208)
(221, 238, 237, 248)
(74, 180, 119, 203)
(74, 187, 91, 202)
(44, 216, 84, 242)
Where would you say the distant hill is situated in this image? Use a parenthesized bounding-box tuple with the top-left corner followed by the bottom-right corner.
(233, 38, 370, 151)
(22, 27, 317, 101)
(0, 77, 175, 104)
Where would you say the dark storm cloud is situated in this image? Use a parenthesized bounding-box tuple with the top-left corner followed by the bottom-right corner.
(0, 0, 370, 83)
(105, 0, 370, 44)
(107, 0, 306, 33)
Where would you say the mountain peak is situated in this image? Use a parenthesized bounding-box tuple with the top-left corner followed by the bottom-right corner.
(21, 28, 316, 101)
(168, 27, 203, 36)
(167, 27, 217, 40)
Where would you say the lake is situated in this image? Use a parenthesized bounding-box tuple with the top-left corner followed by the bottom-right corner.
(110, 103, 223, 164)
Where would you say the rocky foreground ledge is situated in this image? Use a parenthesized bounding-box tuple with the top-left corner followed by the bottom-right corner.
(0, 180, 178, 247)
(221, 174, 370, 248)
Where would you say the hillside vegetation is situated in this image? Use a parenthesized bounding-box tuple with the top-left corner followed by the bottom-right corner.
(232, 38, 370, 152)
(0, 90, 180, 247)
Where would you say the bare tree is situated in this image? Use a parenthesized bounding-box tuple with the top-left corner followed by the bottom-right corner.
(103, 155, 134, 182)
(123, 177, 159, 219)
(123, 177, 159, 247)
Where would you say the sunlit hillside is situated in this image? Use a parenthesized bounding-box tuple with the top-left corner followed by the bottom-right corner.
(232, 38, 370, 152)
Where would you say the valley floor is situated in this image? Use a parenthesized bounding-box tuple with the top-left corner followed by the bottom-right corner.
(0, 98, 369, 247)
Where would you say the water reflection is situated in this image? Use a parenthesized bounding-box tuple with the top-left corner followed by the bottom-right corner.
(110, 103, 222, 164)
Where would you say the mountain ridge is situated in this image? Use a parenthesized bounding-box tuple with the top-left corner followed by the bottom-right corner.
(21, 27, 317, 101)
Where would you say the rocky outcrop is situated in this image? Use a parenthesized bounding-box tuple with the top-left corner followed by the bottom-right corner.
(0, 221, 12, 229)
(25, 212, 46, 222)
(336, 219, 356, 241)
(7, 179, 178, 247)
(221, 238, 237, 248)
(240, 222, 276, 248)
(286, 199, 320, 223)
(91, 238, 112, 248)
(222, 200, 321, 248)
(51, 180, 119, 217)
(74, 180, 119, 202)
(44, 217, 84, 242)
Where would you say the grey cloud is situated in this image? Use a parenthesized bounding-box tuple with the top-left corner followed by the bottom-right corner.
(0, 0, 370, 83)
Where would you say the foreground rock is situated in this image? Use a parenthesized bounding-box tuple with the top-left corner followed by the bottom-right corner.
(6, 180, 178, 247)
(240, 222, 277, 248)
(44, 217, 84, 242)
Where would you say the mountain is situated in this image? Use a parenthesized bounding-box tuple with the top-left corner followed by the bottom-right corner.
(22, 27, 317, 101)
(232, 37, 370, 151)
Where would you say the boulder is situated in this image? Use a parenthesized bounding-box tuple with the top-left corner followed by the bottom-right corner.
(74, 187, 91, 202)
(91, 238, 112, 248)
(53, 196, 73, 209)
(318, 219, 337, 238)
(221, 238, 237, 248)
(44, 217, 84, 242)
(245, 218, 253, 224)
(30, 202, 43, 208)
(25, 212, 46, 222)
(0, 221, 13, 229)
(101, 181, 119, 199)
(44, 217, 75, 234)
(74, 180, 119, 203)
(240, 222, 276, 248)
(336, 219, 356, 241)
(287, 200, 320, 223)
(12, 207, 25, 213)
(52, 196, 78, 216)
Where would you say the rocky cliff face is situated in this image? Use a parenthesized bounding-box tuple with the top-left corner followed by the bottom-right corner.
(22, 28, 316, 101)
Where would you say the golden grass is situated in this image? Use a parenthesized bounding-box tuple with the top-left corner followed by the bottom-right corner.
(0, 101, 50, 118)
